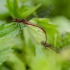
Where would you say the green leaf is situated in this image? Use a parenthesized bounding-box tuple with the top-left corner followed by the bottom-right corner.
(27, 25, 46, 45)
(29, 18, 60, 47)
(30, 46, 62, 70)
(6, 0, 15, 18)
(6, 0, 41, 18)
(52, 16, 70, 33)
(0, 21, 20, 65)
(6, 53, 26, 70)
(20, 4, 41, 18)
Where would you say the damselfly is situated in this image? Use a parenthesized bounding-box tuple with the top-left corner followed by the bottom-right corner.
(14, 18, 47, 45)
(13, 5, 58, 53)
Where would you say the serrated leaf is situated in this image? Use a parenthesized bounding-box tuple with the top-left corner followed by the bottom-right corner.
(6, 0, 41, 18)
(0, 21, 20, 65)
(27, 25, 46, 45)
(28, 18, 60, 47)
(20, 4, 41, 18)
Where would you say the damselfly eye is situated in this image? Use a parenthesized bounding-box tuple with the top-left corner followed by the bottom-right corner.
(14, 18, 18, 22)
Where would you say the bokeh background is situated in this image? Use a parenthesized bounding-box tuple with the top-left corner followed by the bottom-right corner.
(0, 0, 70, 70)
(1, 0, 70, 19)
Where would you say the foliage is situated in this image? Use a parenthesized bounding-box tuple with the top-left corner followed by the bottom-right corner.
(0, 0, 70, 70)
(0, 21, 20, 65)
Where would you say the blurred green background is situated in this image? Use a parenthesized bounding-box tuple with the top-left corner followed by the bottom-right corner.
(1, 0, 70, 19)
(0, 0, 70, 70)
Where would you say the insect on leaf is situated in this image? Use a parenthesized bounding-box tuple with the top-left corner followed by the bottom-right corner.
(26, 24, 47, 46)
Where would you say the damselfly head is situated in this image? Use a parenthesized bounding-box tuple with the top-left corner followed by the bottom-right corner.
(14, 18, 18, 22)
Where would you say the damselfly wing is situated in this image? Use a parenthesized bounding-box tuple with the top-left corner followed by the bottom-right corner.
(36, 5, 54, 18)
(14, 5, 54, 46)
(27, 5, 54, 20)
